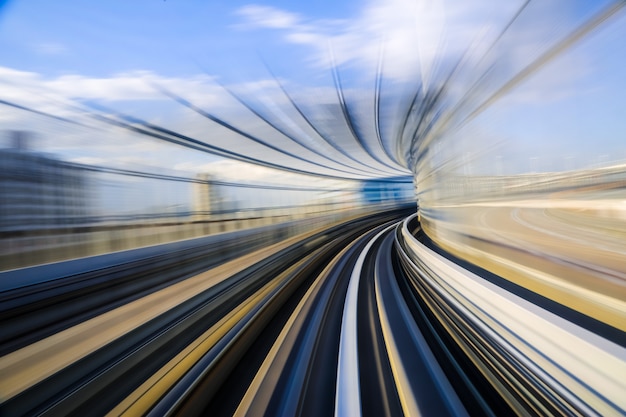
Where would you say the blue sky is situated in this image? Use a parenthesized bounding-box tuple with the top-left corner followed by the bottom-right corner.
(0, 0, 624, 176)
(0, 0, 359, 79)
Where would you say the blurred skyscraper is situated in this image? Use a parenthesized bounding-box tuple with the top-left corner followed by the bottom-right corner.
(0, 131, 92, 231)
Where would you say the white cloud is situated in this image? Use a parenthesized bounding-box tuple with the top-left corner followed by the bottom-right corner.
(236, 4, 301, 29)
(233, 0, 607, 116)
(233, 0, 519, 82)
(70, 156, 107, 165)
(48, 71, 222, 103)
(0, 66, 41, 81)
(178, 159, 276, 180)
(0, 67, 229, 122)
(174, 158, 351, 189)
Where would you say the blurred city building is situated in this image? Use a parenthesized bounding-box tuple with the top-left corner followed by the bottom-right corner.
(0, 131, 92, 232)
(193, 173, 218, 221)
(361, 179, 414, 205)
(192, 173, 242, 220)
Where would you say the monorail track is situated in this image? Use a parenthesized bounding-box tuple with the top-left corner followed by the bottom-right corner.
(1, 208, 624, 416)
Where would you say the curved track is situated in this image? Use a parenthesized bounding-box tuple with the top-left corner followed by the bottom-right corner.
(1, 208, 625, 416)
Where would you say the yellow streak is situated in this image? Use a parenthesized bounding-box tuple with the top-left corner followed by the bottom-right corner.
(234, 245, 348, 417)
(109, 273, 282, 416)
(425, 223, 626, 333)
(0, 227, 326, 401)
(374, 272, 421, 417)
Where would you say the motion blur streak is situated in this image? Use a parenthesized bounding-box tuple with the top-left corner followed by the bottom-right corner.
(1, 0, 625, 416)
